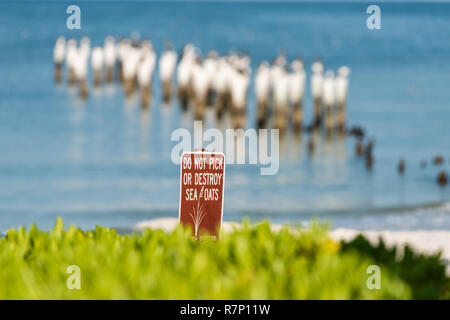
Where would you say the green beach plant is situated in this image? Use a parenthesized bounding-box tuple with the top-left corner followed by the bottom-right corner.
(0, 218, 446, 299)
(340, 235, 450, 299)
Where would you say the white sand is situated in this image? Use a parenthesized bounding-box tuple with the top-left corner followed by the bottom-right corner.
(133, 218, 450, 273)
(133, 218, 287, 233)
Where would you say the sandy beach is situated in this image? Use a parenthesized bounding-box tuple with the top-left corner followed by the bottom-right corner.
(134, 218, 450, 274)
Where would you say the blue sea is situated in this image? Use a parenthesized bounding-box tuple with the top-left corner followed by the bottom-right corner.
(1, 1, 450, 232)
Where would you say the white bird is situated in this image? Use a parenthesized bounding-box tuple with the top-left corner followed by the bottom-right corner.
(91, 46, 104, 86)
(336, 66, 350, 104)
(122, 46, 141, 95)
(255, 62, 271, 105)
(254, 62, 271, 127)
(118, 39, 131, 63)
(159, 48, 177, 102)
(311, 60, 324, 128)
(192, 62, 208, 103)
(74, 51, 88, 81)
(273, 69, 289, 111)
(177, 60, 192, 89)
(272, 67, 289, 131)
(323, 70, 336, 134)
(53, 36, 66, 82)
(79, 36, 91, 61)
(192, 61, 209, 119)
(230, 69, 250, 129)
(53, 37, 66, 65)
(215, 58, 232, 97)
(323, 70, 335, 107)
(203, 51, 218, 104)
(213, 58, 233, 116)
(66, 39, 78, 84)
(137, 51, 156, 108)
(122, 48, 140, 80)
(117, 38, 132, 81)
(73, 49, 89, 98)
(159, 49, 177, 83)
(176, 44, 198, 107)
(288, 59, 306, 105)
(138, 50, 156, 88)
(231, 70, 250, 112)
(104, 36, 116, 82)
(311, 61, 324, 99)
(335, 66, 350, 133)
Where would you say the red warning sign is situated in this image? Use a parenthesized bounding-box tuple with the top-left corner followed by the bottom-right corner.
(179, 151, 225, 239)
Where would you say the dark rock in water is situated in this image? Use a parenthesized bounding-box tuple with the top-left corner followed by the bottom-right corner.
(308, 137, 315, 155)
(438, 170, 448, 187)
(398, 158, 405, 175)
(305, 123, 315, 133)
(364, 139, 375, 170)
(366, 154, 374, 170)
(434, 155, 444, 165)
(348, 126, 365, 139)
(313, 117, 322, 130)
(420, 160, 427, 169)
(257, 118, 266, 129)
(364, 139, 375, 157)
(355, 140, 364, 156)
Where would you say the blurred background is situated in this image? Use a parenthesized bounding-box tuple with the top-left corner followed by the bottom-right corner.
(1, 1, 450, 232)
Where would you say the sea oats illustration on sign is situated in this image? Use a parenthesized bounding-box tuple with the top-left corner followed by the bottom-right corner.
(189, 199, 207, 239)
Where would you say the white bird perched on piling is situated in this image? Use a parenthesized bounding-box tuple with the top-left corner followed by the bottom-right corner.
(335, 66, 350, 134)
(269, 54, 286, 108)
(311, 60, 324, 129)
(79, 36, 91, 61)
(272, 53, 287, 71)
(234, 54, 251, 75)
(214, 57, 233, 118)
(229, 54, 251, 128)
(66, 39, 78, 85)
(289, 59, 306, 132)
(73, 50, 89, 99)
(117, 38, 132, 82)
(177, 60, 193, 109)
(53, 36, 65, 83)
(203, 51, 218, 106)
(103, 36, 116, 83)
(254, 61, 271, 128)
(122, 46, 141, 96)
(177, 44, 197, 110)
(137, 48, 156, 108)
(322, 70, 336, 136)
(230, 68, 250, 129)
(159, 47, 178, 103)
(91, 46, 104, 87)
(78, 37, 91, 98)
(272, 66, 289, 133)
(192, 60, 209, 120)
(140, 40, 154, 59)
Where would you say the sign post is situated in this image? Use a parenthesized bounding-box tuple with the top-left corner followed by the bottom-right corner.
(179, 151, 225, 239)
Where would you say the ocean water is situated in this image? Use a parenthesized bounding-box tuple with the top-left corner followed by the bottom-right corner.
(1, 1, 450, 232)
